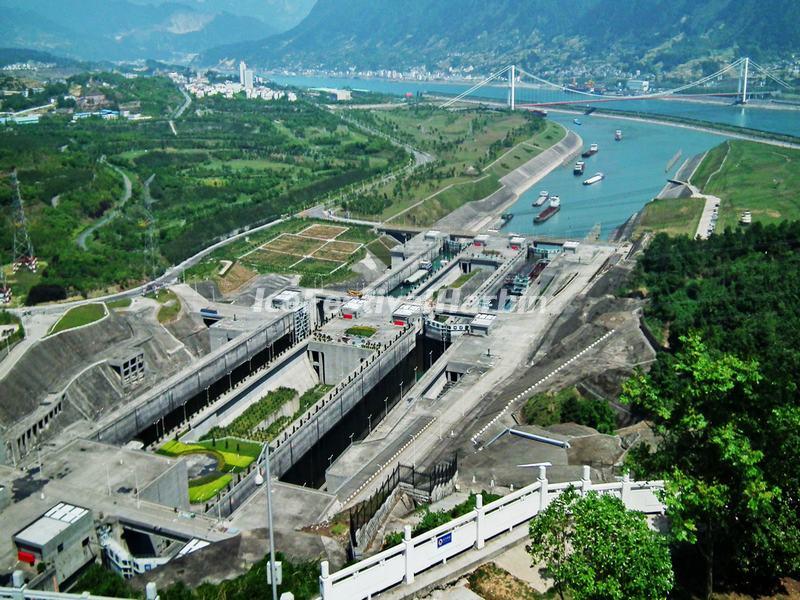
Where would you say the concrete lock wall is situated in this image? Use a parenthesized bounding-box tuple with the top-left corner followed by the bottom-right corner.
(319, 469, 665, 600)
(308, 341, 375, 385)
(367, 242, 441, 296)
(93, 313, 294, 445)
(140, 460, 190, 510)
(269, 328, 417, 479)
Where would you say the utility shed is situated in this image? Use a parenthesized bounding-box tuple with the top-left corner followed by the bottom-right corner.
(13, 502, 95, 584)
(563, 241, 580, 253)
(469, 313, 497, 336)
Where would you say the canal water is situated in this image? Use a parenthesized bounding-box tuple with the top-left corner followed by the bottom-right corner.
(268, 74, 800, 241)
(269, 74, 800, 138)
(501, 114, 726, 239)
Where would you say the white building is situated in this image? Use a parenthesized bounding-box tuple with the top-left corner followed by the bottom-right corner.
(239, 61, 247, 86)
(626, 79, 650, 93)
(244, 69, 255, 91)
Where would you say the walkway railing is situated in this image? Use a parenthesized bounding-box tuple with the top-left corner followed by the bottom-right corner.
(320, 466, 664, 600)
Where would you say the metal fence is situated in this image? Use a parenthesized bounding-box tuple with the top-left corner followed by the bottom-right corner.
(349, 454, 458, 551)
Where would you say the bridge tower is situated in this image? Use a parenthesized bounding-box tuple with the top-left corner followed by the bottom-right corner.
(740, 57, 750, 104)
(9, 169, 37, 273)
(508, 65, 516, 110)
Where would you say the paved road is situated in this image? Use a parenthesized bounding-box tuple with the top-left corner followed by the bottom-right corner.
(76, 159, 132, 250)
(174, 86, 192, 119)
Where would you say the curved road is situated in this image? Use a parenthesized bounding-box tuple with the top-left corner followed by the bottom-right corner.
(76, 160, 133, 250)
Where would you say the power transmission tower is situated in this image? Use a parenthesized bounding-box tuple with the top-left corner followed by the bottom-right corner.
(142, 175, 159, 281)
(0, 268, 11, 305)
(9, 169, 37, 273)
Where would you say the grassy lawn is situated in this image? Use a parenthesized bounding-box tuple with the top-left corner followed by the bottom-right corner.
(690, 142, 728, 190)
(356, 108, 564, 226)
(451, 270, 478, 288)
(366, 237, 394, 267)
(106, 298, 132, 310)
(49, 303, 106, 334)
(148, 289, 181, 323)
(634, 196, 706, 238)
(345, 325, 377, 337)
(694, 140, 800, 231)
(158, 438, 261, 503)
(189, 475, 232, 504)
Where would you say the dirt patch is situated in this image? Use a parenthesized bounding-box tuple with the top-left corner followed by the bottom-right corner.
(298, 224, 349, 240)
(217, 262, 256, 295)
(467, 562, 543, 600)
(313, 240, 361, 261)
(263, 233, 326, 256)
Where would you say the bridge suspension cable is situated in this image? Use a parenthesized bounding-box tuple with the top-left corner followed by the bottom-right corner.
(441, 65, 510, 108)
(747, 59, 792, 89)
(515, 59, 745, 101)
(439, 57, 793, 109)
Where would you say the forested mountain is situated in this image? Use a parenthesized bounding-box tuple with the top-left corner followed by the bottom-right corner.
(204, 0, 800, 75)
(126, 0, 316, 33)
(0, 0, 283, 62)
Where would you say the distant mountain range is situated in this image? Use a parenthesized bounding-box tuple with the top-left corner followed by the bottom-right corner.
(0, 0, 314, 62)
(203, 0, 800, 76)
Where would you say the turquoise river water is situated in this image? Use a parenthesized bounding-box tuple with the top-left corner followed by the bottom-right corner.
(269, 74, 799, 240)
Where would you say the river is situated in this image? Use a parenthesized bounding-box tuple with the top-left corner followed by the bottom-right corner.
(503, 114, 726, 239)
(269, 74, 800, 138)
(269, 74, 797, 240)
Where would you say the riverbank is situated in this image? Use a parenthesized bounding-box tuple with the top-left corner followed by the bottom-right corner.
(550, 107, 800, 149)
(434, 128, 582, 232)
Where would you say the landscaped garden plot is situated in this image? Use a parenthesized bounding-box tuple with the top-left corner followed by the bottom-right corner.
(263, 234, 327, 256)
(294, 259, 348, 284)
(158, 438, 261, 503)
(242, 249, 303, 271)
(298, 224, 349, 239)
(313, 240, 363, 261)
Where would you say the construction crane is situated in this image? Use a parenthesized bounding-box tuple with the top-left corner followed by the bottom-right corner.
(9, 168, 37, 273)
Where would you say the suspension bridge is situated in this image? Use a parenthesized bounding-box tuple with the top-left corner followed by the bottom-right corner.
(441, 57, 794, 110)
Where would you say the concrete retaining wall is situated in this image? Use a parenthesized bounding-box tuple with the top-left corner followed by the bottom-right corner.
(92, 312, 295, 445)
(269, 327, 418, 478)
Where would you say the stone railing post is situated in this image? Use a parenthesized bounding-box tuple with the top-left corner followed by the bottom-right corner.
(475, 493, 485, 549)
(581, 465, 592, 496)
(319, 560, 333, 599)
(403, 524, 415, 584)
(538, 465, 549, 511)
(621, 472, 632, 507)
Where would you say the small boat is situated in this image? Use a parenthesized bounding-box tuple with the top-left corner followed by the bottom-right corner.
(533, 190, 549, 207)
(573, 161, 585, 175)
(534, 196, 561, 224)
(573, 118, 582, 125)
(581, 143, 599, 158)
(583, 172, 605, 185)
(615, 129, 623, 141)
(501, 213, 514, 223)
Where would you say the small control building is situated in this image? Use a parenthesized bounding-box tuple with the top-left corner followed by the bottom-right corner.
(13, 503, 95, 585)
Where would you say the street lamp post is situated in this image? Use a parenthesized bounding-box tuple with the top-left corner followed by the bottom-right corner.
(367, 413, 372, 434)
(265, 445, 278, 600)
(384, 396, 389, 418)
(399, 380, 404, 402)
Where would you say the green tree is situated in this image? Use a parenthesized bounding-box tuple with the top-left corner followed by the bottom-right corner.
(622, 334, 781, 598)
(528, 488, 673, 600)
